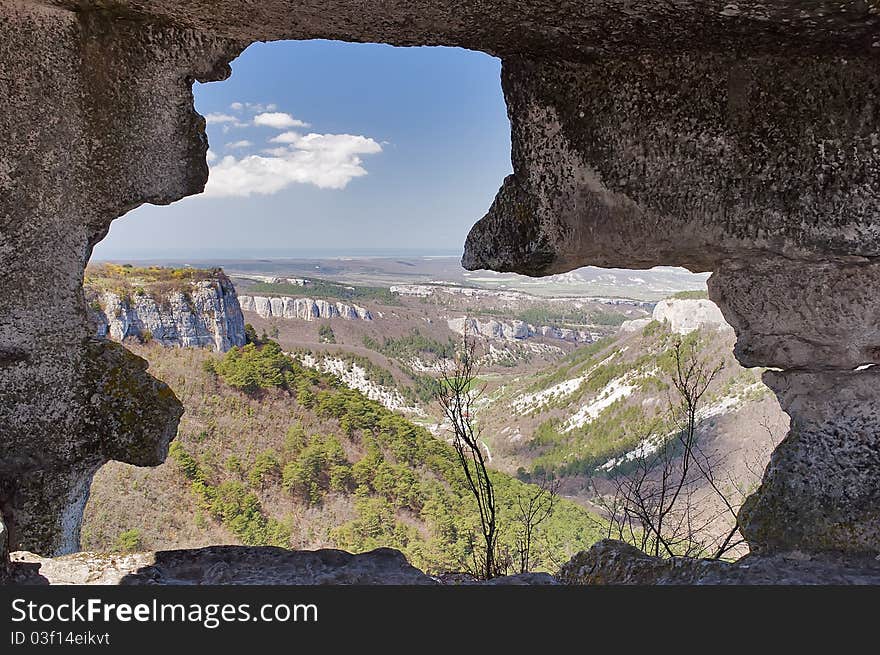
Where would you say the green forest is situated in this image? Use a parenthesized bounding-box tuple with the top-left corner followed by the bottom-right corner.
(149, 340, 607, 574)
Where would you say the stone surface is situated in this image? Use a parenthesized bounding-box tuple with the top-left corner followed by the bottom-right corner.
(559, 539, 880, 585)
(447, 316, 593, 343)
(8, 547, 436, 585)
(239, 295, 372, 321)
(739, 369, 880, 553)
(40, 1, 880, 58)
(710, 258, 880, 370)
(0, 513, 7, 582)
(90, 273, 246, 352)
(651, 298, 730, 335)
(462, 54, 880, 275)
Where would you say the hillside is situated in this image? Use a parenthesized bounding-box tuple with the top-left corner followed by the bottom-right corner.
(84, 263, 246, 352)
(82, 340, 605, 574)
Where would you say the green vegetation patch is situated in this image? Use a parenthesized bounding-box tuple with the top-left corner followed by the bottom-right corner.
(182, 339, 605, 573)
(670, 289, 709, 300)
(362, 329, 455, 361)
(84, 263, 219, 304)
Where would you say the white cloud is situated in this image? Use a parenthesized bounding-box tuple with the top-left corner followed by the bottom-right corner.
(268, 131, 302, 144)
(254, 112, 310, 129)
(206, 150, 217, 162)
(204, 112, 238, 125)
(226, 140, 253, 149)
(229, 102, 244, 112)
(204, 132, 382, 197)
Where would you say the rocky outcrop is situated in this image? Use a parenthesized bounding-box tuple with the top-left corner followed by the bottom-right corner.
(239, 295, 372, 321)
(448, 317, 594, 343)
(619, 298, 731, 335)
(652, 298, 731, 335)
(8, 547, 436, 585)
(559, 540, 880, 585)
(89, 274, 246, 353)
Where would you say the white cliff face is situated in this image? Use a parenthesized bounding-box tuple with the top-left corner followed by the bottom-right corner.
(298, 354, 422, 415)
(238, 295, 373, 321)
(447, 317, 594, 343)
(91, 275, 246, 353)
(651, 298, 731, 335)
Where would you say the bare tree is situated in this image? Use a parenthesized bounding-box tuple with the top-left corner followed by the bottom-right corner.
(593, 336, 743, 559)
(513, 475, 559, 574)
(436, 330, 498, 579)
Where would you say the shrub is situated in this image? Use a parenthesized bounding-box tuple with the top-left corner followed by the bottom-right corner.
(114, 528, 142, 553)
(318, 323, 336, 344)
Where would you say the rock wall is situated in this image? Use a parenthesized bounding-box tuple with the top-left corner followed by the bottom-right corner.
(447, 317, 594, 343)
(239, 295, 372, 321)
(90, 274, 246, 352)
(2, 0, 879, 572)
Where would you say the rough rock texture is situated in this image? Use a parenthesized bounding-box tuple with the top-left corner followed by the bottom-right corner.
(2, 0, 880, 572)
(739, 370, 880, 553)
(8, 547, 436, 585)
(462, 54, 880, 275)
(651, 299, 731, 336)
(40, 1, 880, 58)
(90, 274, 246, 352)
(559, 540, 880, 585)
(239, 295, 372, 321)
(448, 316, 594, 343)
(442, 572, 560, 585)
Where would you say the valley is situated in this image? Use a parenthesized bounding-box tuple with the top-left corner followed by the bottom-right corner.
(81, 258, 785, 571)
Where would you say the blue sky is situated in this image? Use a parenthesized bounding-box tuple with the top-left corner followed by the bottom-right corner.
(93, 40, 511, 259)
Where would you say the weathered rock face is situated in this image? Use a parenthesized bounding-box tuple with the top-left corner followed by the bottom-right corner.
(462, 54, 880, 275)
(559, 539, 880, 585)
(651, 299, 731, 336)
(8, 546, 436, 585)
(90, 275, 246, 352)
(2, 0, 880, 570)
(0, 2, 240, 557)
(239, 295, 372, 321)
(447, 316, 593, 343)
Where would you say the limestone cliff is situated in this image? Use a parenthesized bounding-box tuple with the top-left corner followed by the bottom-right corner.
(448, 317, 595, 343)
(88, 272, 246, 353)
(239, 295, 373, 321)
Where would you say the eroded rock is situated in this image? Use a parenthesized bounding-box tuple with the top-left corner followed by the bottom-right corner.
(89, 273, 247, 352)
(559, 539, 880, 585)
(8, 547, 436, 585)
(463, 55, 880, 274)
(710, 258, 880, 370)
